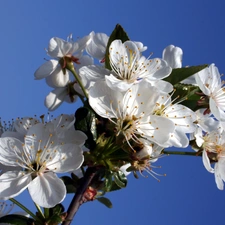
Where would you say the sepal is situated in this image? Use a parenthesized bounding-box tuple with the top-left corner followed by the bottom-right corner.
(74, 106, 97, 149)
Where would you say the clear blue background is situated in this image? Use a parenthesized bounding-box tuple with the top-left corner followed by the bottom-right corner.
(0, 1, 225, 225)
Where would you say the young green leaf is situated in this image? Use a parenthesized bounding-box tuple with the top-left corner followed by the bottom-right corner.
(96, 197, 113, 208)
(105, 24, 130, 70)
(163, 65, 208, 85)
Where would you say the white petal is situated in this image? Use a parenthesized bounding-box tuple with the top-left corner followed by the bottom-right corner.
(48, 37, 74, 58)
(45, 87, 68, 111)
(123, 81, 160, 115)
(14, 117, 40, 136)
(202, 150, 214, 173)
(194, 127, 204, 147)
(46, 67, 69, 88)
(93, 33, 108, 50)
(0, 164, 20, 175)
(28, 172, 66, 208)
(25, 123, 55, 158)
(89, 81, 124, 118)
(147, 79, 173, 93)
(1, 131, 24, 142)
(139, 115, 175, 146)
(75, 34, 91, 52)
(162, 45, 183, 68)
(0, 137, 24, 166)
(105, 74, 133, 92)
(63, 129, 87, 146)
(195, 64, 221, 95)
(165, 130, 189, 148)
(120, 163, 131, 176)
(75, 55, 94, 71)
(164, 104, 197, 133)
(0, 171, 31, 199)
(51, 114, 75, 132)
(215, 162, 224, 190)
(86, 32, 108, 60)
(79, 65, 109, 89)
(34, 60, 58, 80)
(134, 41, 147, 52)
(148, 58, 172, 80)
(46, 143, 84, 172)
(217, 158, 225, 182)
(195, 68, 211, 95)
(210, 97, 225, 122)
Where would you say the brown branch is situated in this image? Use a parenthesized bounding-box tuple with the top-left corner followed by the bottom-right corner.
(62, 167, 97, 225)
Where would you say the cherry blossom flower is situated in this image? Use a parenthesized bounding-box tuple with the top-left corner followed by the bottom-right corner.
(199, 128, 225, 190)
(195, 64, 225, 121)
(89, 80, 175, 148)
(34, 35, 91, 88)
(107, 40, 172, 92)
(80, 40, 172, 92)
(152, 92, 197, 148)
(0, 118, 87, 208)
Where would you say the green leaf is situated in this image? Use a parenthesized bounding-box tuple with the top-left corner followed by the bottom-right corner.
(163, 65, 208, 85)
(172, 83, 203, 111)
(109, 181, 123, 192)
(96, 197, 113, 208)
(61, 176, 78, 193)
(113, 171, 127, 188)
(49, 204, 65, 216)
(0, 215, 34, 225)
(105, 24, 130, 70)
(75, 106, 97, 149)
(104, 173, 113, 192)
(47, 204, 65, 225)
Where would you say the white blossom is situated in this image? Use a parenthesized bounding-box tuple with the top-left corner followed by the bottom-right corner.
(200, 128, 225, 190)
(81, 40, 172, 92)
(0, 117, 87, 208)
(89, 80, 175, 148)
(195, 64, 225, 121)
(34, 35, 91, 88)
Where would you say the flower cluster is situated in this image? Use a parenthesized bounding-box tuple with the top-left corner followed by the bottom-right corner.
(191, 64, 225, 190)
(0, 24, 225, 225)
(34, 26, 200, 181)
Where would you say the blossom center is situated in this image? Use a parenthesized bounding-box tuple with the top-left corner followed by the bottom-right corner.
(116, 115, 138, 141)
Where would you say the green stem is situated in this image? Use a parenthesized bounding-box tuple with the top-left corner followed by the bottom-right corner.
(44, 207, 49, 219)
(163, 150, 202, 156)
(81, 166, 85, 176)
(34, 202, 45, 219)
(9, 198, 39, 221)
(69, 68, 89, 99)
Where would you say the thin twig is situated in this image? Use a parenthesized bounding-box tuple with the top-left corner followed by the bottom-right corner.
(62, 167, 97, 225)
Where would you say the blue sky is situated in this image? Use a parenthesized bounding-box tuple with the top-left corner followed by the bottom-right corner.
(0, 0, 225, 225)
